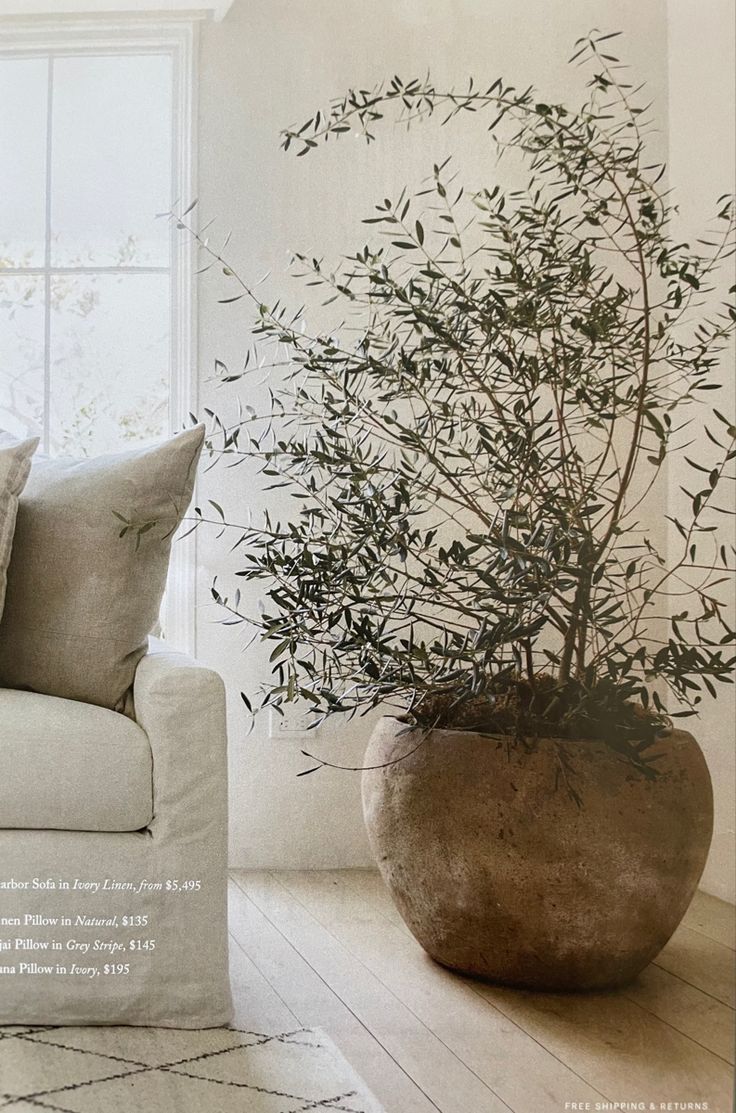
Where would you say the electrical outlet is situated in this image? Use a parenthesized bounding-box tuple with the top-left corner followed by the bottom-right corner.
(269, 705, 319, 738)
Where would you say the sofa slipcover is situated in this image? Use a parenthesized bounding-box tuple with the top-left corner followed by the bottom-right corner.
(0, 641, 232, 1028)
(0, 688, 152, 832)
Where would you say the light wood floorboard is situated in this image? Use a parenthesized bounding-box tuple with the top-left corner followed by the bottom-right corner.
(313, 870, 735, 1063)
(227, 930, 297, 1032)
(274, 869, 607, 1111)
(228, 870, 736, 1113)
(653, 922, 735, 1006)
(234, 873, 511, 1113)
(683, 889, 736, 949)
(228, 879, 441, 1113)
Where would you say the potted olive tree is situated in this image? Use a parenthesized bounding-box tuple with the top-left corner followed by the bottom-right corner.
(188, 33, 735, 990)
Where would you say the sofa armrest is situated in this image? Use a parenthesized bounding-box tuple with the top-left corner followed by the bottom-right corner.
(133, 638, 228, 846)
(130, 638, 233, 1025)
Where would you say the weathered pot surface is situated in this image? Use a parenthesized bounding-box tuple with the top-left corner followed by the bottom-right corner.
(362, 716, 713, 991)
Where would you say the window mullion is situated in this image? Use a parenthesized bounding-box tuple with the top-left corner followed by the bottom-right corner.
(42, 53, 53, 455)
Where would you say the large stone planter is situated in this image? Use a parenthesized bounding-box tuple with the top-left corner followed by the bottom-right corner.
(362, 717, 713, 991)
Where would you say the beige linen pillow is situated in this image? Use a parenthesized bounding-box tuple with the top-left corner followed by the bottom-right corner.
(0, 425, 204, 712)
(0, 433, 39, 622)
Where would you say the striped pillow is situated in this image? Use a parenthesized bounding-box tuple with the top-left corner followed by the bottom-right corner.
(0, 434, 39, 622)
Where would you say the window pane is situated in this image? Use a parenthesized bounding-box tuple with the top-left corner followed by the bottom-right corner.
(0, 276, 45, 440)
(49, 273, 169, 456)
(51, 54, 172, 267)
(0, 58, 47, 268)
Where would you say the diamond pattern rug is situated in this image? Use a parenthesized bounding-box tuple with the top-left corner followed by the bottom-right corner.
(0, 1025, 384, 1112)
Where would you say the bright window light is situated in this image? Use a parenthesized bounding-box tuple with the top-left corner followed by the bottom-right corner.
(0, 50, 173, 456)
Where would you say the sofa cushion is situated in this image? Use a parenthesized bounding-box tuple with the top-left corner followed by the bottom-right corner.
(0, 434, 38, 622)
(0, 688, 153, 832)
(0, 425, 204, 712)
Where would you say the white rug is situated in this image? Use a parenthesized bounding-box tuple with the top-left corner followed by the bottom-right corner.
(0, 1025, 384, 1112)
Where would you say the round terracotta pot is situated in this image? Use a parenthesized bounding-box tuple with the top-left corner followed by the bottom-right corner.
(362, 717, 713, 991)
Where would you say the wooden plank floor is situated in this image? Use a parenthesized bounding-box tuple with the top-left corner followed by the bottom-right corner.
(228, 871, 735, 1113)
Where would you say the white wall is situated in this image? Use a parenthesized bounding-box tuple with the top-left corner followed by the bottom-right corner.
(667, 0, 736, 903)
(196, 0, 671, 868)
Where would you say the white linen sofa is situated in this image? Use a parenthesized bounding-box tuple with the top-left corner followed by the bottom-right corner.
(0, 641, 232, 1027)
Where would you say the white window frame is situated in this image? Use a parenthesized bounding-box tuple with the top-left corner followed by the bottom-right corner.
(0, 3, 233, 19)
(0, 13, 200, 654)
